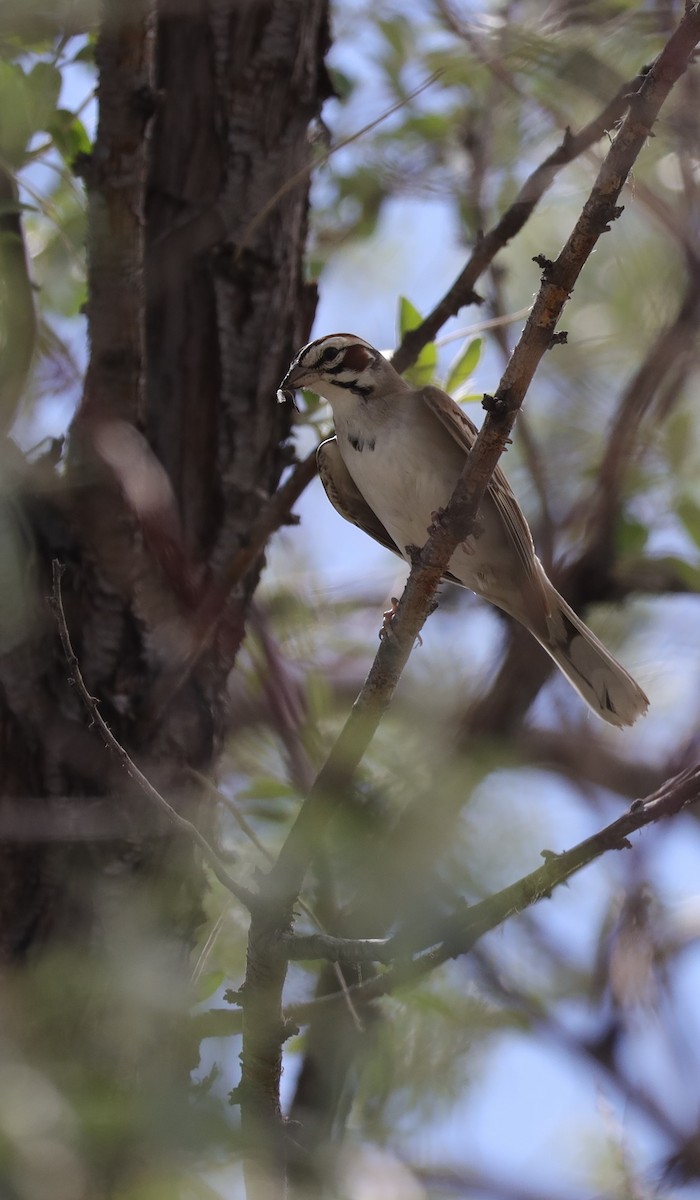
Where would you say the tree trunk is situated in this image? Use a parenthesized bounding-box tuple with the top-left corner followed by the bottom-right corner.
(0, 0, 329, 1189)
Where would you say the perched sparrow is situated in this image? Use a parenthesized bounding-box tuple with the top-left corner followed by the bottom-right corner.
(279, 334, 648, 727)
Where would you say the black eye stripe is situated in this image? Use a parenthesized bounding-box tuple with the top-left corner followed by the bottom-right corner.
(332, 379, 372, 397)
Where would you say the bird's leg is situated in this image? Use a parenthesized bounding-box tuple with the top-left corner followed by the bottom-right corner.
(428, 507, 448, 534)
(379, 595, 424, 647)
(379, 596, 400, 640)
(429, 507, 484, 555)
(460, 512, 485, 556)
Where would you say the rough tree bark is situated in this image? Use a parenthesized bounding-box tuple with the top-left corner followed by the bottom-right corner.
(0, 0, 329, 1075)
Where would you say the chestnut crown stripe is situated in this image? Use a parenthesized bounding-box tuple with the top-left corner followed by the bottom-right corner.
(337, 342, 374, 372)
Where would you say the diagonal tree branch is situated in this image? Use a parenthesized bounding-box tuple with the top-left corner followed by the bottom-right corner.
(270, 4, 700, 908)
(391, 63, 650, 374)
(192, 752, 700, 1042)
(281, 760, 700, 1015)
(579, 258, 700, 576)
(149, 448, 319, 720)
(235, 9, 700, 1177)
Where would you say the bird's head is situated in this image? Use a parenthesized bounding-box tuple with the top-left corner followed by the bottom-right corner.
(277, 334, 406, 407)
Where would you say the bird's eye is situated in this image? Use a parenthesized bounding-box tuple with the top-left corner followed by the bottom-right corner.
(319, 346, 340, 365)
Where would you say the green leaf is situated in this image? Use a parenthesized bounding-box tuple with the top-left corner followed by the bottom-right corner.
(445, 337, 482, 394)
(0, 60, 63, 164)
(657, 555, 700, 592)
(72, 39, 96, 65)
(393, 112, 451, 143)
(397, 296, 438, 387)
(407, 340, 437, 387)
(27, 61, 62, 131)
(300, 387, 320, 412)
(376, 15, 410, 60)
(195, 969, 226, 1002)
(47, 108, 91, 163)
(0, 62, 33, 163)
(239, 777, 299, 802)
(398, 295, 423, 337)
(615, 513, 648, 558)
(328, 67, 354, 102)
(664, 409, 694, 473)
(678, 496, 700, 548)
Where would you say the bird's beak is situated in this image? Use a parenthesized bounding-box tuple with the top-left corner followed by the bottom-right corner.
(276, 362, 309, 408)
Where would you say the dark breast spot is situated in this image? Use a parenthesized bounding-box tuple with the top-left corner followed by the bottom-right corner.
(348, 432, 376, 453)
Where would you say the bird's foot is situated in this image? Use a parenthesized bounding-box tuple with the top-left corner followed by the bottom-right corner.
(428, 507, 448, 534)
(459, 515, 485, 554)
(379, 596, 400, 641)
(379, 597, 423, 648)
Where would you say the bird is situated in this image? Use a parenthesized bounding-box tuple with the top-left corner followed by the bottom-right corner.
(278, 333, 649, 727)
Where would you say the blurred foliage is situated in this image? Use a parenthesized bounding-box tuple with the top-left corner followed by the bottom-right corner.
(3, 2, 700, 1199)
(312, 1, 666, 252)
(0, 29, 91, 437)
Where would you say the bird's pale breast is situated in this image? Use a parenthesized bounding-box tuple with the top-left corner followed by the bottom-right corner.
(337, 400, 464, 555)
(335, 395, 525, 606)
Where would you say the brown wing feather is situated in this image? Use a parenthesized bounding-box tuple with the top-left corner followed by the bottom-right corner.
(418, 385, 549, 610)
(317, 437, 403, 559)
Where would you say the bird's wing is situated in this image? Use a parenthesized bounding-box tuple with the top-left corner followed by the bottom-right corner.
(418, 385, 547, 604)
(317, 437, 403, 559)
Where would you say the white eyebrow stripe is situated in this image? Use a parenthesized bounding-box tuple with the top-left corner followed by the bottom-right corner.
(298, 341, 322, 366)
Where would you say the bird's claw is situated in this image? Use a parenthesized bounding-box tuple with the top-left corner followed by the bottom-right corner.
(379, 597, 400, 640)
(379, 597, 423, 648)
(459, 515, 485, 554)
(429, 507, 448, 534)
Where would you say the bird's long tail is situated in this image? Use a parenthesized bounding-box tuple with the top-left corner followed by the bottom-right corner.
(536, 580, 648, 728)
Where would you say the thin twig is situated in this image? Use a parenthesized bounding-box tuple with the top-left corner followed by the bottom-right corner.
(472, 946, 695, 1169)
(580, 261, 700, 569)
(191, 768, 366, 1031)
(283, 761, 700, 1015)
(234, 72, 442, 260)
(158, 448, 318, 715)
(448, 3, 699, 262)
(249, 606, 317, 794)
(192, 769, 274, 863)
(391, 63, 650, 374)
(435, 306, 532, 346)
(191, 751, 700, 1041)
(50, 560, 257, 911)
(281, 932, 394, 965)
